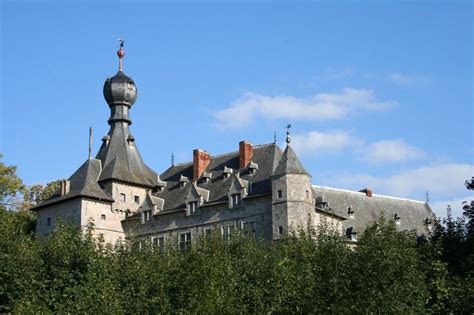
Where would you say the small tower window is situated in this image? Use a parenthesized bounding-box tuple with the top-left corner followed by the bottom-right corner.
(277, 190, 283, 198)
(134, 196, 140, 204)
(47, 218, 51, 226)
(101, 214, 106, 220)
(189, 201, 198, 214)
(306, 190, 309, 198)
(120, 193, 126, 202)
(231, 193, 242, 207)
(143, 210, 152, 223)
(278, 226, 284, 235)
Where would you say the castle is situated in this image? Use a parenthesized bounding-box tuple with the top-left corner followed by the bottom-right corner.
(32, 45, 433, 247)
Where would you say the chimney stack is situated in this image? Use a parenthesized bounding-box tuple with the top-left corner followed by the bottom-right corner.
(193, 149, 211, 180)
(359, 188, 373, 197)
(60, 180, 70, 196)
(239, 141, 253, 169)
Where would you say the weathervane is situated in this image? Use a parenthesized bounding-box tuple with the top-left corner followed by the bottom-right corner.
(286, 123, 292, 144)
(273, 131, 277, 144)
(425, 191, 430, 204)
(117, 38, 125, 71)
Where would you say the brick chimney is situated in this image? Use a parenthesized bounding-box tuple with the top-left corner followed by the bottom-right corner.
(193, 149, 211, 180)
(359, 188, 373, 197)
(60, 180, 70, 196)
(239, 141, 253, 169)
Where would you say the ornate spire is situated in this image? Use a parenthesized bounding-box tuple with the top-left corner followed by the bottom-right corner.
(88, 127, 92, 159)
(286, 123, 292, 144)
(117, 38, 125, 71)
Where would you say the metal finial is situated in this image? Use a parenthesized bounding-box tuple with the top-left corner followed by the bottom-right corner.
(88, 127, 92, 159)
(273, 131, 277, 144)
(286, 123, 292, 144)
(117, 38, 125, 71)
(425, 190, 430, 204)
(171, 152, 175, 166)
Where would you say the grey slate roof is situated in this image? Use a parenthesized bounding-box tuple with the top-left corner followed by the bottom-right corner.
(273, 145, 309, 177)
(32, 159, 114, 210)
(312, 185, 433, 236)
(95, 124, 159, 187)
(155, 143, 283, 211)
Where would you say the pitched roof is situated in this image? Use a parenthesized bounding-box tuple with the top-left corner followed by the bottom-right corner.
(95, 123, 159, 187)
(155, 143, 282, 211)
(312, 185, 433, 236)
(273, 145, 309, 176)
(32, 159, 114, 210)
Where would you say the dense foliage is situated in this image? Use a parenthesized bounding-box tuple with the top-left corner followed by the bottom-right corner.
(1, 156, 473, 313)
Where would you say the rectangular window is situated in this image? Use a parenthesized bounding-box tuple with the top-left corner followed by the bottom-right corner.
(143, 210, 152, 223)
(242, 221, 257, 236)
(204, 227, 212, 239)
(152, 236, 165, 253)
(277, 190, 283, 198)
(134, 195, 140, 204)
(231, 193, 241, 207)
(120, 193, 126, 202)
(179, 232, 192, 251)
(47, 217, 51, 226)
(189, 201, 198, 214)
(101, 214, 106, 220)
(306, 190, 309, 198)
(222, 224, 235, 242)
(278, 226, 284, 235)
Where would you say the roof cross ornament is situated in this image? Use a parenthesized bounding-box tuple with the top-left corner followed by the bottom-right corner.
(117, 38, 125, 71)
(286, 123, 292, 144)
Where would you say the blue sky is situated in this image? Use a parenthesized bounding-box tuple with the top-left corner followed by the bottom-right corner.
(1, 1, 472, 217)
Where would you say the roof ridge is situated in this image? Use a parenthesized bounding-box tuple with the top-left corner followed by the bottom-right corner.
(312, 185, 426, 204)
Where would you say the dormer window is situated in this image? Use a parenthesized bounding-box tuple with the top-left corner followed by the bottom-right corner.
(120, 193, 126, 202)
(134, 196, 140, 204)
(201, 171, 212, 184)
(127, 134, 135, 146)
(143, 210, 152, 223)
(102, 135, 110, 147)
(179, 175, 189, 188)
(394, 213, 401, 225)
(189, 201, 198, 215)
(248, 161, 258, 175)
(231, 193, 242, 207)
(223, 166, 233, 179)
(348, 206, 354, 218)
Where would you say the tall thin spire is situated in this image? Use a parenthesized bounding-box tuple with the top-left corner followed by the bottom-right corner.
(88, 127, 92, 159)
(273, 131, 277, 144)
(286, 123, 292, 144)
(117, 38, 125, 71)
(171, 152, 175, 166)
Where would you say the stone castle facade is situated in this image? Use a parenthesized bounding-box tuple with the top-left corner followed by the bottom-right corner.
(32, 47, 433, 247)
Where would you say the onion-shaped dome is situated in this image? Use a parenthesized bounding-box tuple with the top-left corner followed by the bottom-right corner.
(103, 71, 137, 107)
(103, 47, 137, 107)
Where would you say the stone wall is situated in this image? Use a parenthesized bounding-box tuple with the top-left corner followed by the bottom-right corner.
(123, 195, 273, 247)
(35, 198, 82, 236)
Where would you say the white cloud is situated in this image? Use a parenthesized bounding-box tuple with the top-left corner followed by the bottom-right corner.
(387, 72, 412, 85)
(386, 72, 431, 86)
(331, 163, 474, 200)
(291, 131, 363, 156)
(213, 89, 396, 129)
(361, 139, 425, 163)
